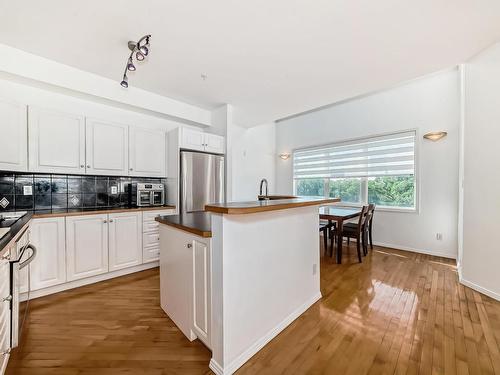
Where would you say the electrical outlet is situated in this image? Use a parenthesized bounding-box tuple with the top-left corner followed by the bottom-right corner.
(111, 186, 118, 195)
(436, 233, 443, 241)
(312, 263, 317, 275)
(23, 185, 33, 196)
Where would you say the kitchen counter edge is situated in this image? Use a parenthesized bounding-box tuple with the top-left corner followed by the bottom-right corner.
(32, 205, 176, 219)
(205, 197, 340, 214)
(155, 212, 212, 238)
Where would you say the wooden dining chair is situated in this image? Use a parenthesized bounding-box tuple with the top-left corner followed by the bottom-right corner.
(319, 220, 334, 255)
(367, 204, 375, 250)
(332, 206, 368, 263)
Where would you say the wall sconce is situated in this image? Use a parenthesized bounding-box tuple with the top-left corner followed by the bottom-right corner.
(279, 153, 291, 160)
(423, 131, 447, 141)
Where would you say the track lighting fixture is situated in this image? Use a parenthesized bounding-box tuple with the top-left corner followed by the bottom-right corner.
(120, 35, 151, 88)
(120, 75, 128, 88)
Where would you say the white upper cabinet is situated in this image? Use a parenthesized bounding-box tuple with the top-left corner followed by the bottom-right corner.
(28, 107, 86, 174)
(108, 212, 142, 272)
(179, 128, 225, 154)
(0, 98, 27, 172)
(181, 127, 206, 152)
(204, 133, 225, 154)
(66, 214, 109, 282)
(30, 217, 66, 291)
(129, 127, 166, 177)
(85, 118, 129, 176)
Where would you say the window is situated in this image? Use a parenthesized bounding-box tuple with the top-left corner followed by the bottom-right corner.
(293, 130, 416, 210)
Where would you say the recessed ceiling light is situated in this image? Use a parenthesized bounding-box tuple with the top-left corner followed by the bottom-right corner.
(201, 74, 208, 80)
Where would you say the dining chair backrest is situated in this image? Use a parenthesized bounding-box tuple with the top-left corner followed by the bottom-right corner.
(356, 206, 368, 230)
(367, 204, 375, 230)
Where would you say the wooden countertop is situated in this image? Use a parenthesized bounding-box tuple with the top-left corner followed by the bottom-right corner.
(205, 197, 340, 214)
(156, 212, 212, 238)
(32, 205, 176, 218)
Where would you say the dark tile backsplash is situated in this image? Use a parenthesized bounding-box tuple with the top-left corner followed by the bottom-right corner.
(0, 172, 166, 213)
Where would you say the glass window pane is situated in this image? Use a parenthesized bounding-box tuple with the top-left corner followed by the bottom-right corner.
(329, 178, 361, 203)
(295, 179, 325, 196)
(368, 176, 415, 208)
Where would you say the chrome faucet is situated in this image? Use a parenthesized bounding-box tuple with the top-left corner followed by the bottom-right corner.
(259, 178, 268, 197)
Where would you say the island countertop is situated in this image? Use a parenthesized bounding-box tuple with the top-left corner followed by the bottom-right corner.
(155, 212, 212, 238)
(205, 197, 340, 215)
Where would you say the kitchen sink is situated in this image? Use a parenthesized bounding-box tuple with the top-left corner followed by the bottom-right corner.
(0, 211, 27, 228)
(258, 195, 297, 201)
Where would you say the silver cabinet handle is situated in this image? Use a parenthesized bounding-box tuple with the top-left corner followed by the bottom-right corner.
(129, 168, 133, 171)
(2, 295, 12, 302)
(187, 243, 192, 248)
(87, 165, 91, 168)
(80, 164, 85, 168)
(109, 219, 114, 223)
(103, 220, 108, 223)
(1, 254, 10, 261)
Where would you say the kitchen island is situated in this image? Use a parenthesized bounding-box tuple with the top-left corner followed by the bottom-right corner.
(156, 197, 339, 375)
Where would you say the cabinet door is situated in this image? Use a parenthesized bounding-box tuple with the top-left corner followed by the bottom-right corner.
(30, 218, 66, 291)
(192, 239, 211, 347)
(204, 133, 225, 154)
(66, 214, 108, 281)
(0, 98, 27, 172)
(28, 107, 86, 174)
(129, 127, 166, 177)
(0, 257, 10, 370)
(85, 118, 128, 176)
(108, 212, 142, 271)
(180, 128, 205, 152)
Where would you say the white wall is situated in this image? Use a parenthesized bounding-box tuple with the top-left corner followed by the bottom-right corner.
(460, 43, 500, 300)
(276, 69, 460, 258)
(227, 122, 276, 201)
(0, 44, 211, 126)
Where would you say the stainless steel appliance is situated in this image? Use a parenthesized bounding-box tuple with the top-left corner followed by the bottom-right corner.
(180, 151, 225, 213)
(9, 227, 36, 348)
(128, 183, 165, 207)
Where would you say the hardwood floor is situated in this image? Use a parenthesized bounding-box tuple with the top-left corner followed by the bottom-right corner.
(7, 244, 500, 375)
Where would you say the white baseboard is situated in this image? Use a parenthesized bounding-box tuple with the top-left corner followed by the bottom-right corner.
(373, 241, 457, 259)
(459, 276, 500, 302)
(211, 291, 322, 375)
(21, 262, 159, 301)
(209, 359, 224, 375)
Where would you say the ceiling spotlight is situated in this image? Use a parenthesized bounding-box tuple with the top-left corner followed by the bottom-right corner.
(120, 75, 128, 88)
(119, 34, 151, 88)
(139, 44, 149, 56)
(127, 58, 136, 71)
(136, 51, 145, 61)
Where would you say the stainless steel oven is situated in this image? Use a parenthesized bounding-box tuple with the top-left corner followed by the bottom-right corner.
(128, 183, 165, 207)
(9, 228, 36, 348)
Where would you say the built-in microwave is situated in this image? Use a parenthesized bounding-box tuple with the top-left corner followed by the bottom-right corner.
(128, 183, 165, 207)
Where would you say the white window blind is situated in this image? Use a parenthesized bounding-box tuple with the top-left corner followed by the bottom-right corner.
(293, 131, 416, 179)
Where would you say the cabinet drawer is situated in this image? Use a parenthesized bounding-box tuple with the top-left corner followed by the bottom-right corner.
(143, 210, 175, 223)
(143, 220, 160, 232)
(143, 232, 160, 248)
(143, 245, 160, 263)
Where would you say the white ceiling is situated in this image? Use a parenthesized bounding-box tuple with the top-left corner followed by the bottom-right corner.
(1, 1, 500, 127)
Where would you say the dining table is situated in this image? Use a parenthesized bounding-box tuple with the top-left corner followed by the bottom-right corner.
(319, 206, 362, 264)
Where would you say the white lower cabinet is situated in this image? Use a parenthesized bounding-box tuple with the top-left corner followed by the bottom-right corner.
(30, 217, 66, 291)
(108, 212, 142, 271)
(66, 214, 109, 281)
(0, 256, 11, 373)
(160, 225, 211, 348)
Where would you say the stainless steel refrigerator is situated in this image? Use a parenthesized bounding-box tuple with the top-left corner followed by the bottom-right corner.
(180, 151, 225, 214)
